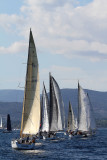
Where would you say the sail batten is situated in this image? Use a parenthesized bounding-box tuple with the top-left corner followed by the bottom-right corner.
(20, 30, 40, 137)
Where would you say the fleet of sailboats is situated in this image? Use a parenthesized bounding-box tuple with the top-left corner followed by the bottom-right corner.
(39, 74, 65, 140)
(0, 29, 96, 150)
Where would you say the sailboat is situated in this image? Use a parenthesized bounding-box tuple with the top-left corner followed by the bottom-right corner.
(11, 29, 40, 149)
(49, 73, 65, 138)
(78, 82, 96, 137)
(3, 114, 12, 133)
(67, 102, 78, 137)
(0, 117, 2, 129)
(7, 114, 12, 132)
(40, 82, 50, 139)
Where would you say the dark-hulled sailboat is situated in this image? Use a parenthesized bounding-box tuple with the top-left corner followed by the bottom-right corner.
(3, 114, 12, 133)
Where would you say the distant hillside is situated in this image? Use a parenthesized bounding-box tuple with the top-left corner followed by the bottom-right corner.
(0, 89, 107, 128)
(0, 90, 23, 102)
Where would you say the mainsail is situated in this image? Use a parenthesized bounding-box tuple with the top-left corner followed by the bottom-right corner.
(78, 82, 96, 132)
(67, 102, 76, 132)
(52, 76, 65, 130)
(20, 29, 40, 137)
(49, 74, 65, 132)
(41, 82, 49, 132)
(49, 74, 58, 132)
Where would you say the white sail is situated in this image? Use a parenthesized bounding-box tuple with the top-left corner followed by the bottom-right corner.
(0, 117, 2, 128)
(78, 83, 96, 132)
(20, 29, 40, 137)
(74, 117, 78, 130)
(52, 76, 65, 131)
(41, 83, 49, 132)
(67, 102, 76, 132)
(49, 74, 58, 132)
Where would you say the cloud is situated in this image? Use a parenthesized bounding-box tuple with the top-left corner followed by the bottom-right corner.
(40, 65, 107, 91)
(0, 0, 107, 61)
(0, 41, 27, 54)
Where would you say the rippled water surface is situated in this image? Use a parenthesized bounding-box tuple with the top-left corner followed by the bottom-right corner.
(0, 128, 107, 160)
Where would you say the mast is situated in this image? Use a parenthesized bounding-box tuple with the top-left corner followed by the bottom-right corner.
(20, 29, 40, 137)
(78, 81, 80, 127)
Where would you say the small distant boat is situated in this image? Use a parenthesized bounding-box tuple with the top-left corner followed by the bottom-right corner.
(0, 117, 3, 129)
(11, 29, 41, 150)
(3, 114, 12, 133)
(77, 82, 96, 137)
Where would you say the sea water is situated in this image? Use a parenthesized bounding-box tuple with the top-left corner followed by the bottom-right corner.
(0, 128, 107, 160)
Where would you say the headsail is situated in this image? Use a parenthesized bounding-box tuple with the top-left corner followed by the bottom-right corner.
(20, 29, 40, 137)
(41, 82, 49, 132)
(78, 82, 96, 132)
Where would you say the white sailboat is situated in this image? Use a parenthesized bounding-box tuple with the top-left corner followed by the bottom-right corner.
(11, 29, 40, 149)
(40, 82, 50, 139)
(49, 74, 65, 138)
(0, 117, 2, 128)
(67, 102, 78, 137)
(78, 82, 96, 137)
(0, 117, 2, 129)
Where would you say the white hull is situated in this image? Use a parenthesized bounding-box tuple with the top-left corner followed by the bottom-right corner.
(11, 140, 35, 150)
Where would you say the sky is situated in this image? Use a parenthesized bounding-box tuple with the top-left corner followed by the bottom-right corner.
(0, 0, 107, 92)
